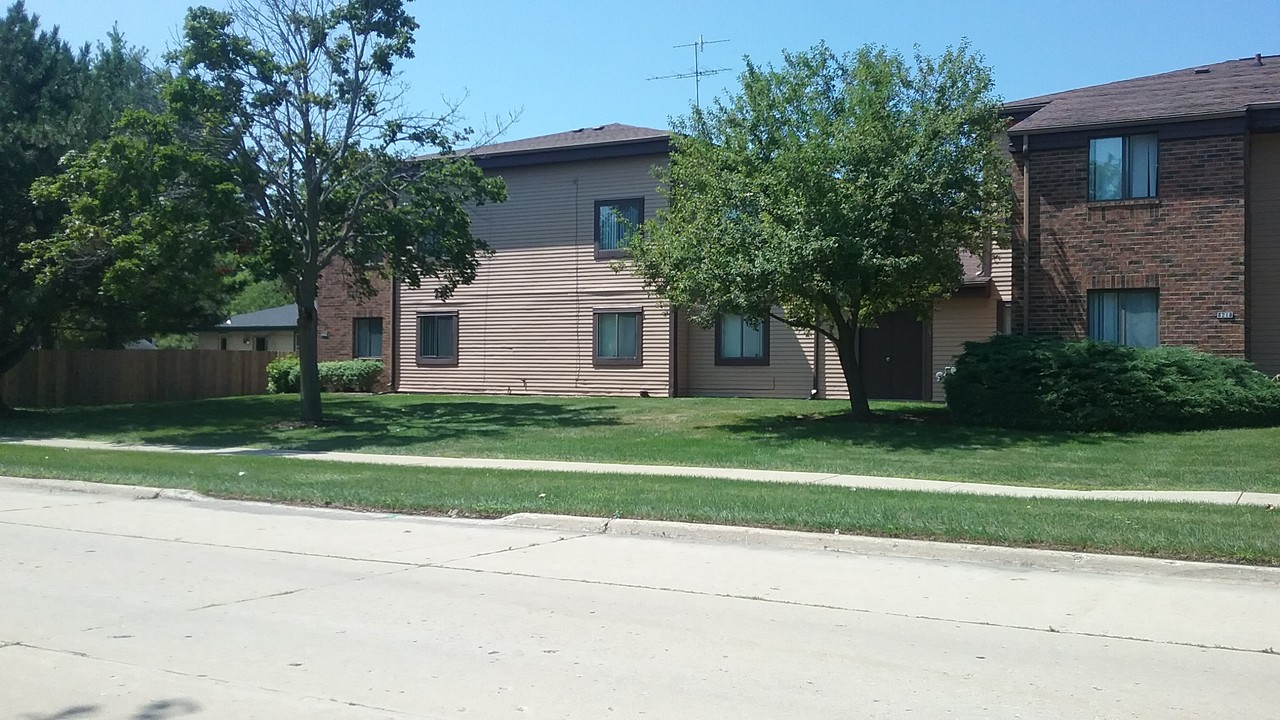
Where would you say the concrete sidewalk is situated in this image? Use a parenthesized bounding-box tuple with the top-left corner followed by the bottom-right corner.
(8, 436, 1279, 507)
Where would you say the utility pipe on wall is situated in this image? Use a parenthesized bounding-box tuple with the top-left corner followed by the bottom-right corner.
(1021, 134, 1031, 335)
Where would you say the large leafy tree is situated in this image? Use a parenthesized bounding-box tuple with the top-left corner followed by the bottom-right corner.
(629, 43, 1009, 419)
(146, 0, 502, 422)
(0, 3, 187, 389)
(0, 2, 86, 378)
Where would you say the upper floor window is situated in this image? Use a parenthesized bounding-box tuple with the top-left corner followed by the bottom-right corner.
(595, 198, 643, 259)
(1089, 134, 1157, 201)
(1088, 289, 1158, 348)
(716, 314, 769, 366)
(354, 317, 383, 358)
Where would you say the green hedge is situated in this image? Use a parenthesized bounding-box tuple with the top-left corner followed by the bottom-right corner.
(944, 335, 1280, 431)
(265, 356, 385, 394)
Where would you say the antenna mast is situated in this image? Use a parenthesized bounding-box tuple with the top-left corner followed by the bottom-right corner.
(648, 35, 730, 108)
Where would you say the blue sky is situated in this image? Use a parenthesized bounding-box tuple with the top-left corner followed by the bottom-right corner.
(23, 0, 1280, 143)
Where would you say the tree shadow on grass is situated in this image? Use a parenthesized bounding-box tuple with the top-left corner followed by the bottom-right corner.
(719, 405, 1133, 451)
(0, 394, 625, 453)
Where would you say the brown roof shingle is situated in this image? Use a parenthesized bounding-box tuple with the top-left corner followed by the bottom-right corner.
(1006, 55, 1280, 134)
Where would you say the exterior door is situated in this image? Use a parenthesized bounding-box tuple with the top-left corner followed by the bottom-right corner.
(859, 311, 924, 400)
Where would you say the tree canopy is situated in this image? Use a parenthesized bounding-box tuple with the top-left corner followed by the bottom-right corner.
(39, 0, 506, 421)
(0, 2, 208, 383)
(628, 42, 1009, 418)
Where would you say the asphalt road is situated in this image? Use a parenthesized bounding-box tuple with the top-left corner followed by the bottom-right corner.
(2, 479, 1278, 719)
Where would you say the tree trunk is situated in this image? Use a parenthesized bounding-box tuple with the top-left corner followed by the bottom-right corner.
(832, 328, 874, 421)
(295, 275, 323, 423)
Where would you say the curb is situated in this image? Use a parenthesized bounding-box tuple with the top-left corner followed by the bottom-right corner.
(5, 475, 1279, 584)
(0, 476, 207, 502)
(497, 512, 1280, 585)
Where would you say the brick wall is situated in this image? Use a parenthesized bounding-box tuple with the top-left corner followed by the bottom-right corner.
(1012, 134, 1247, 356)
(315, 260, 395, 388)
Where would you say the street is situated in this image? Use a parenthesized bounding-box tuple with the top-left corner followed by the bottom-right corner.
(2, 478, 1278, 719)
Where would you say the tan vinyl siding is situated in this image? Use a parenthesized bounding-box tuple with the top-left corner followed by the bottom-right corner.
(396, 154, 672, 396)
(991, 244, 1013, 301)
(929, 297, 999, 401)
(683, 317, 816, 398)
(819, 336, 848, 400)
(1248, 133, 1280, 376)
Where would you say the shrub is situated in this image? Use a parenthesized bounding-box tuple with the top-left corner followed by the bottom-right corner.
(944, 335, 1280, 431)
(319, 359, 384, 393)
(266, 355, 300, 394)
(265, 356, 384, 394)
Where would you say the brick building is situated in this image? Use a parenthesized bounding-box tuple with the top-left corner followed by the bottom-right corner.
(1004, 54, 1280, 375)
(315, 262, 394, 389)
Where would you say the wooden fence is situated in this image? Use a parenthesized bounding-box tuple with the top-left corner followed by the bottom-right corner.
(2, 350, 287, 408)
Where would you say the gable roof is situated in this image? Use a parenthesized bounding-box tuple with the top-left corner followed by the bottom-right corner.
(1006, 54, 1280, 134)
(214, 304, 298, 332)
(415, 123, 671, 168)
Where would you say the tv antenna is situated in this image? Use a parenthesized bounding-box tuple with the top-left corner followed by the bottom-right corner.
(648, 35, 731, 108)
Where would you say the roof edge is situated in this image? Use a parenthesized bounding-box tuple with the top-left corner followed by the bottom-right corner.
(1009, 109, 1247, 136)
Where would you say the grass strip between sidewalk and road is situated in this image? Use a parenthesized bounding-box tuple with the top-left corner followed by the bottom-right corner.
(2, 445, 1278, 566)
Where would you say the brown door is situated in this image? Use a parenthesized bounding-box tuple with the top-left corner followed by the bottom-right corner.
(859, 311, 924, 400)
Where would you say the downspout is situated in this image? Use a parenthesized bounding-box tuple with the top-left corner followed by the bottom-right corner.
(668, 307, 679, 397)
(390, 276, 400, 391)
(812, 333, 821, 399)
(1021, 134, 1031, 335)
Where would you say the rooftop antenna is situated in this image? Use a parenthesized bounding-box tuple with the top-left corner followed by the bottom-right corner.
(648, 35, 730, 109)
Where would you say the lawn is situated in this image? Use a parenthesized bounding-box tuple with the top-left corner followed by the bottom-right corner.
(2, 393, 1278, 492)
(3, 444, 1278, 566)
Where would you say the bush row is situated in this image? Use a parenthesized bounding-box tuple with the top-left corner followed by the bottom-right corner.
(266, 355, 385, 394)
(944, 335, 1280, 431)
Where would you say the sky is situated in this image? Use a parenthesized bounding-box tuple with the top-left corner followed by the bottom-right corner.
(21, 0, 1280, 144)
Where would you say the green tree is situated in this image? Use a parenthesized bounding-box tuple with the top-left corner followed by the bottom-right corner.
(157, 0, 503, 422)
(0, 4, 191, 388)
(226, 276, 293, 316)
(28, 109, 245, 348)
(0, 2, 87, 379)
(629, 43, 1009, 419)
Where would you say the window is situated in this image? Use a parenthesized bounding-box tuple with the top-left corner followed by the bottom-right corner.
(595, 198, 643, 258)
(1088, 290, 1158, 348)
(218, 337, 228, 350)
(594, 309, 642, 366)
(254, 337, 268, 351)
(1089, 134, 1157, 201)
(417, 313, 457, 365)
(716, 314, 769, 366)
(354, 317, 383, 358)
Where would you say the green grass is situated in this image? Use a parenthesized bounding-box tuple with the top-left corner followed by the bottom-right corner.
(2, 393, 1279, 492)
(2, 445, 1277, 565)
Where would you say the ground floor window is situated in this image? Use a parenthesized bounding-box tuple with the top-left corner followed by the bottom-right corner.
(417, 312, 458, 365)
(594, 309, 642, 366)
(716, 314, 769, 365)
(254, 337, 268, 351)
(1088, 289, 1158, 347)
(354, 317, 383, 358)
